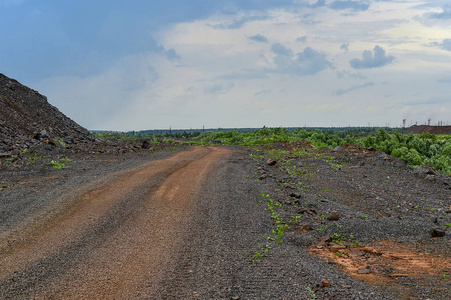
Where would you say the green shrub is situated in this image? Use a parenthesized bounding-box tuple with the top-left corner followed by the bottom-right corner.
(391, 147, 423, 167)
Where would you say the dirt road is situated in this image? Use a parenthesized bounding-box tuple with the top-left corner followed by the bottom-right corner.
(1, 147, 232, 298)
(3, 145, 446, 299)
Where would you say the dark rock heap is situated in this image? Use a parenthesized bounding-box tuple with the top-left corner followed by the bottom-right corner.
(0, 73, 94, 154)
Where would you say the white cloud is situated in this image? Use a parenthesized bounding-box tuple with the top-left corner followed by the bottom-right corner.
(270, 43, 333, 75)
(349, 45, 395, 69)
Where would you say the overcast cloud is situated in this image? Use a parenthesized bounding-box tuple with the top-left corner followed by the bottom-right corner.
(0, 0, 450, 130)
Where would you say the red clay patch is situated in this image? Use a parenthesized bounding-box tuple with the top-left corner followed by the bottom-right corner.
(309, 239, 451, 294)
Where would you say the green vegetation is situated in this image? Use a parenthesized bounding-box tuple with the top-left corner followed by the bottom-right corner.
(330, 233, 346, 244)
(363, 129, 451, 173)
(94, 126, 451, 174)
(50, 158, 71, 169)
(194, 127, 450, 174)
(250, 192, 303, 262)
(51, 160, 66, 169)
(306, 286, 316, 299)
(250, 244, 272, 263)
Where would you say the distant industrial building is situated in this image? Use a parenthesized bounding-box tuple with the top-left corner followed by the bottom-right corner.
(404, 125, 451, 135)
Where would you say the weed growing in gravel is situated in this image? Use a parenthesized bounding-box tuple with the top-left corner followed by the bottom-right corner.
(51, 160, 66, 169)
(252, 192, 297, 262)
(306, 286, 316, 299)
(289, 216, 302, 223)
(330, 233, 346, 244)
(263, 197, 290, 244)
(272, 219, 289, 244)
(29, 154, 37, 164)
(249, 244, 272, 263)
(446, 223, 451, 229)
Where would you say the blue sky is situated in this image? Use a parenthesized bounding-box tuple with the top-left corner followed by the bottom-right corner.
(1, 0, 450, 130)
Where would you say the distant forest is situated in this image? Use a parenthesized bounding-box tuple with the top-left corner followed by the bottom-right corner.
(95, 126, 404, 139)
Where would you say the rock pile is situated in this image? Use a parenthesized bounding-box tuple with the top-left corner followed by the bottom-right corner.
(0, 73, 94, 154)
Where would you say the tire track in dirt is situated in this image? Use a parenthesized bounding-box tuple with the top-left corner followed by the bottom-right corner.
(0, 147, 230, 299)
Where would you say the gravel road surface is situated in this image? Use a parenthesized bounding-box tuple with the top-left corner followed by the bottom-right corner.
(1, 146, 449, 299)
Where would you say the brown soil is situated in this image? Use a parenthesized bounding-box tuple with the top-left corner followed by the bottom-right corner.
(309, 239, 451, 297)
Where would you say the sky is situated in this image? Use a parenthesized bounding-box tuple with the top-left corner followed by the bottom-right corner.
(1, 0, 450, 131)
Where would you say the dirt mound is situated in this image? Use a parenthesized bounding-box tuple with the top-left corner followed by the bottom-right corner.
(0, 73, 94, 154)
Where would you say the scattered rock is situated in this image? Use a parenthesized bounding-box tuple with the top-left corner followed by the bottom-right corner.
(284, 199, 293, 205)
(35, 130, 50, 140)
(289, 192, 302, 199)
(63, 136, 75, 144)
(327, 212, 340, 221)
(321, 279, 330, 287)
(267, 159, 277, 166)
(430, 228, 445, 237)
(333, 146, 343, 152)
(299, 224, 312, 232)
(358, 269, 372, 274)
(413, 165, 440, 176)
(231, 296, 240, 300)
(425, 174, 436, 181)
